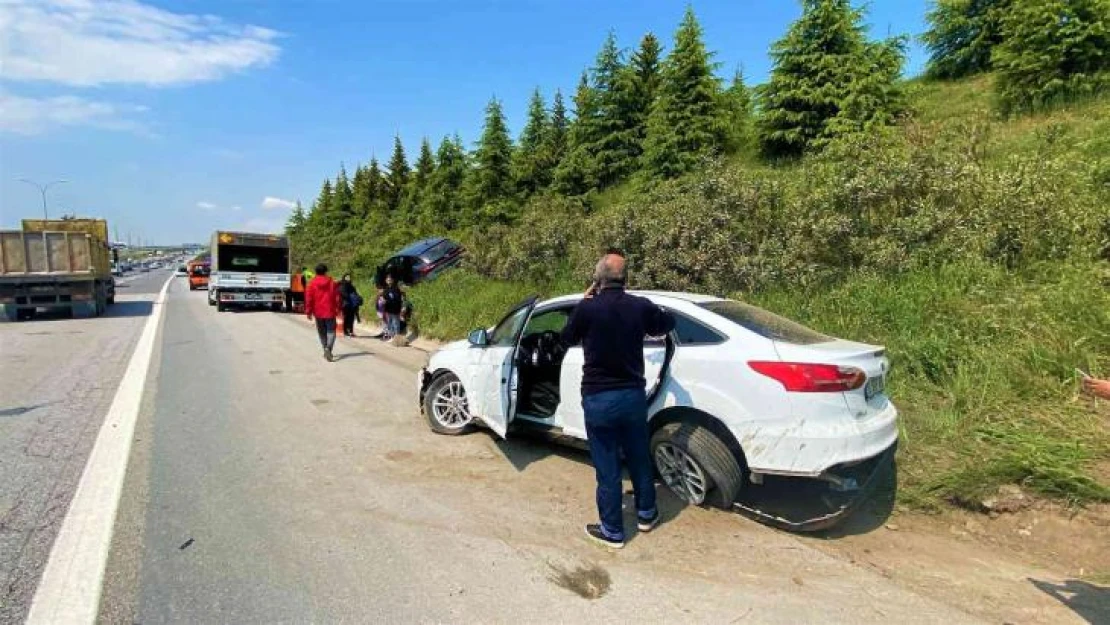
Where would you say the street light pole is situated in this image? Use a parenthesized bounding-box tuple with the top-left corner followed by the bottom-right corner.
(18, 179, 68, 220)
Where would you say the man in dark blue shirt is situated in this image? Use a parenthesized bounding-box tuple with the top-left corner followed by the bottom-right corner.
(562, 252, 675, 548)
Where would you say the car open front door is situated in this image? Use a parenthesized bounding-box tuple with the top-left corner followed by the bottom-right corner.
(468, 296, 538, 438)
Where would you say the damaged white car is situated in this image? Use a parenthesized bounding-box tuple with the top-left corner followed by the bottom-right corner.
(418, 292, 897, 525)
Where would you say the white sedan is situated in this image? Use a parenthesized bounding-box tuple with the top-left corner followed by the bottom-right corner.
(418, 291, 897, 512)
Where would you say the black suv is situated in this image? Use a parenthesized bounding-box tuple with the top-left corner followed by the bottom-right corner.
(377, 237, 464, 286)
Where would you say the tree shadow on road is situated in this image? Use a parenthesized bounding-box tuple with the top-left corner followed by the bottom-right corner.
(1029, 578, 1110, 624)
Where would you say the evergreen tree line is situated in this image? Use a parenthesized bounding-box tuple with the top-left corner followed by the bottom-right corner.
(289, 3, 909, 247)
(922, 0, 1110, 112)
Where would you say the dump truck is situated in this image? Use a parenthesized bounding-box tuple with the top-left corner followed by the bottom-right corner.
(0, 218, 117, 321)
(207, 231, 290, 312)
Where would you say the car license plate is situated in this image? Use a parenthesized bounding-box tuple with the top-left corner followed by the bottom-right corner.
(865, 375, 885, 400)
(244, 293, 262, 300)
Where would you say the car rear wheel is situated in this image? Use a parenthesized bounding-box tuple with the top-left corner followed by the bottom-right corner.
(651, 422, 744, 509)
(423, 374, 474, 435)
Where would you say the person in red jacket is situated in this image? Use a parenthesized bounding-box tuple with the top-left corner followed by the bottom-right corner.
(305, 263, 342, 361)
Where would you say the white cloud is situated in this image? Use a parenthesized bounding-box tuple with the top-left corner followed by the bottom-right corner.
(230, 205, 242, 212)
(260, 196, 296, 211)
(234, 217, 287, 235)
(0, 0, 281, 87)
(196, 201, 217, 210)
(0, 91, 148, 135)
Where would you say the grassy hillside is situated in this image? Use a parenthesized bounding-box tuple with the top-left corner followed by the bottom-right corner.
(397, 75, 1110, 510)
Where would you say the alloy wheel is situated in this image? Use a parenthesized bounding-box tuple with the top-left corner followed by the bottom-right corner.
(655, 442, 709, 505)
(432, 380, 471, 429)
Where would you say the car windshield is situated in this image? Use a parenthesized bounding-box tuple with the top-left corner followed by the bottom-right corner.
(489, 300, 534, 346)
(700, 300, 831, 345)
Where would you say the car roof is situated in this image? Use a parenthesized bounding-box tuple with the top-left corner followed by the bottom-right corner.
(540, 290, 726, 307)
(393, 237, 451, 257)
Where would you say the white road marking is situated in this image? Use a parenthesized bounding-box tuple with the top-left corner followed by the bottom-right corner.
(26, 275, 174, 625)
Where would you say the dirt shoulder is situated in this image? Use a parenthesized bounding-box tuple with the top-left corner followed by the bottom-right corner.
(359, 318, 1109, 624)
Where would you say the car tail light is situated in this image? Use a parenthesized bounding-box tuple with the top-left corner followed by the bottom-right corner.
(748, 361, 866, 392)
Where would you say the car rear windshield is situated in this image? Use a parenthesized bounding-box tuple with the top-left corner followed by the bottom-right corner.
(700, 300, 831, 345)
(420, 240, 459, 263)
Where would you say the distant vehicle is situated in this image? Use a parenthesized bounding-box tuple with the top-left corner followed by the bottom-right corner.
(419, 291, 896, 529)
(0, 218, 117, 320)
(112, 262, 124, 277)
(208, 231, 289, 312)
(187, 260, 210, 290)
(139, 263, 150, 272)
(175, 264, 187, 276)
(377, 237, 464, 286)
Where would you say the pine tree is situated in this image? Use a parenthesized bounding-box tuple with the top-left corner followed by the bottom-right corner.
(590, 31, 642, 187)
(554, 72, 601, 195)
(351, 164, 370, 218)
(993, 0, 1110, 113)
(423, 135, 468, 230)
(366, 157, 385, 215)
(332, 164, 355, 224)
(385, 135, 409, 212)
(722, 67, 755, 154)
(403, 138, 437, 224)
(285, 201, 307, 235)
(757, 0, 906, 157)
(922, 0, 1013, 79)
(309, 178, 339, 235)
(642, 7, 725, 178)
(467, 97, 516, 223)
(513, 88, 552, 196)
(625, 32, 663, 163)
(547, 89, 570, 165)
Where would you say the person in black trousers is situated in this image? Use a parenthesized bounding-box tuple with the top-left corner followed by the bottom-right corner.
(338, 273, 361, 337)
(381, 273, 405, 340)
(561, 252, 675, 549)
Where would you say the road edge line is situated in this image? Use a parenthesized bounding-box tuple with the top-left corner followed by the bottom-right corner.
(26, 275, 174, 625)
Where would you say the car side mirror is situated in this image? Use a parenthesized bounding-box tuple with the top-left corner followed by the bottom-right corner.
(468, 328, 488, 347)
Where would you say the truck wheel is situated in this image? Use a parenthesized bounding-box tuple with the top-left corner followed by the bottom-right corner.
(650, 422, 744, 509)
(217, 300, 227, 312)
(270, 302, 283, 313)
(423, 374, 474, 435)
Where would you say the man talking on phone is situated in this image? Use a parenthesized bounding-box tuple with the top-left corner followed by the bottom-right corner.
(561, 251, 675, 548)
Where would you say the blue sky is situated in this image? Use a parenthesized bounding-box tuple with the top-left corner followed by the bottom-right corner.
(0, 0, 929, 245)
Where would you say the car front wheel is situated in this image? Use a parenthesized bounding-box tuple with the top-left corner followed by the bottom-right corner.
(651, 422, 744, 509)
(423, 374, 474, 435)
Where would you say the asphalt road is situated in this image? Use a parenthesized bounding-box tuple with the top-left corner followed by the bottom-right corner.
(91, 277, 978, 624)
(0, 268, 172, 625)
(4, 272, 993, 624)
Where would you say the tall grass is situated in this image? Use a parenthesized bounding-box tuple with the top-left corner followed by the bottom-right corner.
(750, 259, 1110, 508)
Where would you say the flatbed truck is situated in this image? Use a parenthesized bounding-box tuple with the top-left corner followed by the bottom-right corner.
(207, 231, 290, 312)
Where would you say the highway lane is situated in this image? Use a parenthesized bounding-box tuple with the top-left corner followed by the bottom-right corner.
(95, 277, 979, 624)
(0, 268, 174, 625)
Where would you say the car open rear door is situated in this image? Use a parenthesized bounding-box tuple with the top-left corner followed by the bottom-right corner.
(469, 296, 538, 438)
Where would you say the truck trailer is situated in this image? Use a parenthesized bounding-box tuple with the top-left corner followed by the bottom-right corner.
(207, 231, 290, 312)
(0, 218, 116, 321)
